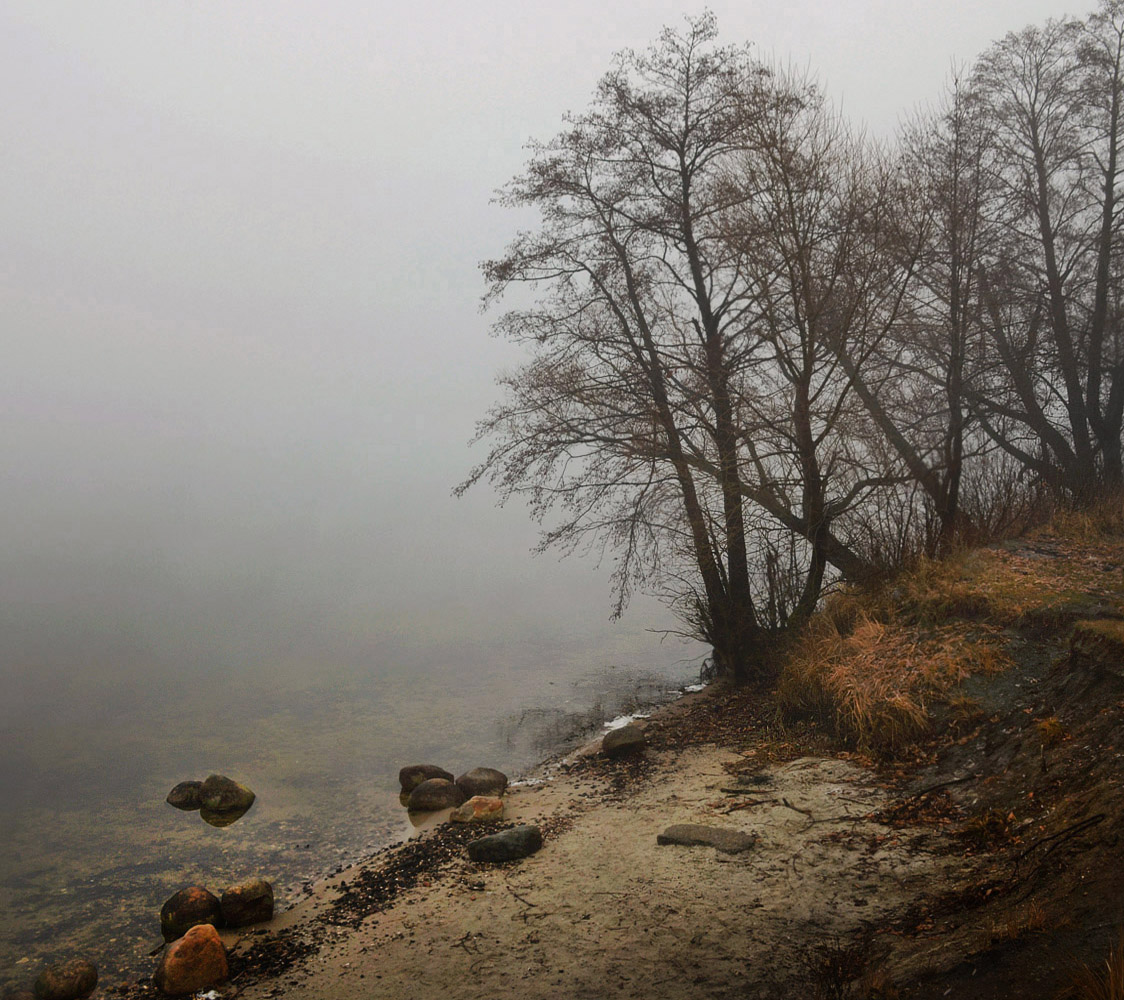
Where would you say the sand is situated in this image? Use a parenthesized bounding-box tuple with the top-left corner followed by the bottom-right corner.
(225, 691, 968, 1000)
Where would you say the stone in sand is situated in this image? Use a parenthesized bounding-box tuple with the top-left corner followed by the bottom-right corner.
(407, 778, 466, 811)
(601, 723, 647, 758)
(199, 774, 255, 814)
(398, 764, 454, 793)
(455, 767, 508, 798)
(450, 795, 505, 824)
(220, 879, 274, 928)
(33, 958, 97, 1000)
(165, 781, 203, 811)
(657, 823, 757, 855)
(154, 924, 228, 997)
(466, 824, 543, 862)
(160, 886, 223, 942)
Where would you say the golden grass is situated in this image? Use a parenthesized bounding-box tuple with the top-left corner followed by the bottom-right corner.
(778, 610, 1010, 751)
(1059, 928, 1124, 1000)
(1035, 715, 1067, 747)
(777, 512, 1124, 753)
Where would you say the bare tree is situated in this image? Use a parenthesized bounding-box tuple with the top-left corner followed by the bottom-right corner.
(969, 5, 1124, 499)
(461, 16, 770, 678)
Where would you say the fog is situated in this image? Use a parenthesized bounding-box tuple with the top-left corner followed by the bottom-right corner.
(0, 0, 1080, 725)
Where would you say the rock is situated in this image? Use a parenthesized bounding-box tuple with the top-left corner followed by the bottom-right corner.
(199, 774, 255, 814)
(407, 778, 466, 812)
(220, 879, 274, 928)
(1071, 619, 1124, 677)
(33, 959, 97, 1000)
(160, 886, 223, 942)
(219, 876, 274, 925)
(450, 795, 505, 824)
(657, 823, 757, 854)
(398, 764, 455, 793)
(153, 924, 228, 997)
(601, 723, 647, 758)
(455, 767, 508, 798)
(165, 781, 203, 811)
(466, 824, 543, 862)
(8, 991, 37, 1000)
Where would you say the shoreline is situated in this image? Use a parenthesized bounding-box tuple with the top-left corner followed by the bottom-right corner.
(129, 680, 948, 1000)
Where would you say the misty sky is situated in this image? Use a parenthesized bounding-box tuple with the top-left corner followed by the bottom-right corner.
(0, 1, 1082, 701)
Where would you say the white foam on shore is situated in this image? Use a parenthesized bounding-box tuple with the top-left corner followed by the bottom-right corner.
(603, 711, 651, 731)
(682, 682, 707, 693)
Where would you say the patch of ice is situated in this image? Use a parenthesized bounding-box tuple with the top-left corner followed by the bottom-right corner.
(603, 712, 650, 731)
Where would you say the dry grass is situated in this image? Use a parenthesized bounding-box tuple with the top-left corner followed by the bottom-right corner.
(986, 901, 1049, 945)
(778, 610, 1009, 752)
(1059, 928, 1124, 1000)
(777, 510, 1124, 753)
(1035, 715, 1067, 747)
(1050, 493, 1124, 542)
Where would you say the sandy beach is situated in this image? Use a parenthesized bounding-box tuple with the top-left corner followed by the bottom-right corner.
(197, 685, 961, 1000)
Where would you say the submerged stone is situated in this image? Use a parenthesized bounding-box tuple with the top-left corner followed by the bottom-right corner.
(160, 886, 223, 942)
(199, 774, 255, 814)
(33, 958, 97, 1000)
(165, 781, 203, 811)
(200, 805, 250, 828)
(398, 764, 454, 793)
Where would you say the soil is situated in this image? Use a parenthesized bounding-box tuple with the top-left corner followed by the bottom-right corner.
(36, 530, 1124, 999)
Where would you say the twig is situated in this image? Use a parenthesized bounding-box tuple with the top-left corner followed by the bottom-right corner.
(506, 885, 537, 909)
(1015, 814, 1106, 868)
(906, 774, 977, 799)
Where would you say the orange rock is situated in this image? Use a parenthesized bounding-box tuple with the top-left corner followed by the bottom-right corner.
(450, 795, 505, 823)
(154, 924, 228, 997)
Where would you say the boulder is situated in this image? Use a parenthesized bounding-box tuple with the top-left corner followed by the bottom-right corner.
(450, 795, 505, 824)
(33, 959, 97, 1000)
(466, 825, 543, 862)
(398, 764, 454, 793)
(160, 886, 223, 942)
(601, 723, 647, 758)
(153, 924, 228, 997)
(199, 774, 255, 814)
(220, 879, 274, 928)
(657, 823, 757, 855)
(455, 767, 508, 798)
(165, 781, 203, 811)
(8, 991, 37, 1000)
(407, 778, 466, 812)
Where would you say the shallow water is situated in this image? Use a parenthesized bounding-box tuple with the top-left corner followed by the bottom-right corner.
(0, 613, 701, 994)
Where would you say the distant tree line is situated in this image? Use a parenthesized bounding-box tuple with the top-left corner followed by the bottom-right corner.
(460, 5, 1124, 681)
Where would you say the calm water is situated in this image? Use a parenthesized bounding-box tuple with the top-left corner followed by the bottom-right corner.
(0, 607, 701, 995)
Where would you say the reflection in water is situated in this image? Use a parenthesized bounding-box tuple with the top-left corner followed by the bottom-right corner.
(0, 639, 701, 995)
(199, 805, 251, 828)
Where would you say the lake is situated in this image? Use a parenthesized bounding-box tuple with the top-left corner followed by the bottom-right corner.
(0, 594, 701, 995)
